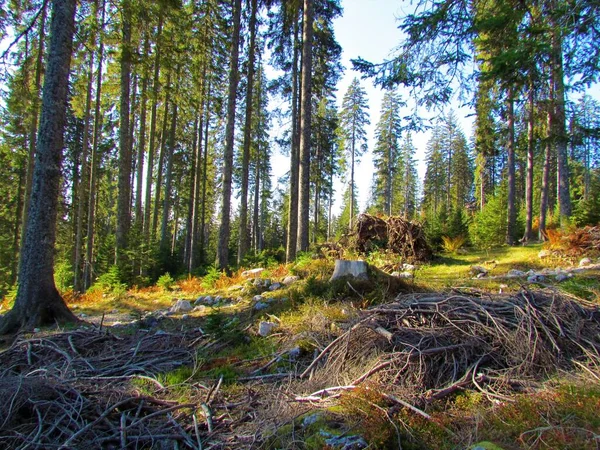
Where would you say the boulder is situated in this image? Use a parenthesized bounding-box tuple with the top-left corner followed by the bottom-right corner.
(282, 275, 299, 285)
(527, 274, 545, 283)
(252, 295, 264, 302)
(269, 282, 282, 291)
(194, 296, 204, 306)
(254, 302, 269, 311)
(507, 269, 525, 277)
(330, 260, 368, 281)
(241, 268, 265, 278)
(470, 265, 488, 276)
(258, 321, 277, 336)
(170, 300, 193, 313)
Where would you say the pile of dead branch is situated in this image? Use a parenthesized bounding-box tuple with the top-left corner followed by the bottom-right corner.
(305, 290, 600, 403)
(0, 329, 217, 449)
(354, 213, 432, 262)
(558, 225, 600, 255)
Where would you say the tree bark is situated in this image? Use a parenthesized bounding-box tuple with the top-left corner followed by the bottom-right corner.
(199, 87, 211, 265)
(160, 102, 178, 255)
(539, 108, 552, 241)
(506, 90, 516, 245)
(297, 0, 313, 252)
(523, 83, 535, 243)
(285, 16, 300, 262)
(238, 0, 258, 265)
(116, 0, 132, 270)
(1, 0, 79, 334)
(216, 0, 242, 269)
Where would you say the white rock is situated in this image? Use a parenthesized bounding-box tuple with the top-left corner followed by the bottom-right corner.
(507, 269, 525, 277)
(538, 249, 553, 259)
(193, 305, 206, 312)
(476, 272, 487, 278)
(252, 295, 264, 302)
(241, 268, 265, 278)
(269, 282, 282, 291)
(182, 314, 189, 320)
(155, 329, 167, 335)
(282, 275, 299, 285)
(170, 300, 193, 313)
(402, 263, 416, 271)
(579, 257, 592, 267)
(258, 321, 277, 337)
(394, 271, 413, 279)
(527, 274, 545, 283)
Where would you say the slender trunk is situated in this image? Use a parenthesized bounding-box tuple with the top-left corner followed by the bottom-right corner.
(84, 0, 105, 290)
(11, 167, 25, 283)
(216, 0, 242, 269)
(349, 132, 355, 231)
(328, 143, 333, 241)
(152, 84, 171, 239)
(253, 155, 260, 252)
(286, 17, 300, 262)
(238, 0, 258, 265)
(116, 0, 132, 269)
(186, 114, 201, 273)
(143, 13, 163, 263)
(199, 91, 210, 265)
(21, 3, 47, 244)
(160, 102, 178, 254)
(539, 108, 552, 240)
(552, 29, 571, 224)
(523, 83, 535, 243)
(136, 42, 148, 224)
(73, 50, 95, 292)
(297, 0, 314, 252)
(506, 90, 516, 245)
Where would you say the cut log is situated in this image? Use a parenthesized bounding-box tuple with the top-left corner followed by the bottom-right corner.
(330, 260, 368, 281)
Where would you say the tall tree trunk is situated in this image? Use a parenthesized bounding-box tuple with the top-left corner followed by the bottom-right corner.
(286, 17, 300, 262)
(297, 0, 314, 253)
(506, 90, 516, 245)
(253, 155, 260, 252)
(160, 102, 178, 255)
(186, 113, 201, 273)
(73, 50, 95, 292)
(349, 131, 355, 231)
(143, 12, 163, 269)
(551, 29, 571, 225)
(135, 35, 149, 227)
(84, 0, 105, 290)
(1, 0, 78, 334)
(539, 108, 552, 240)
(216, 0, 242, 269)
(116, 0, 132, 270)
(152, 84, 171, 240)
(199, 89, 211, 265)
(21, 2, 47, 246)
(238, 0, 258, 265)
(523, 83, 535, 243)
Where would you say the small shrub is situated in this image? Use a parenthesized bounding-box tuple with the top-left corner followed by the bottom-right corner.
(201, 265, 222, 289)
(90, 265, 127, 297)
(156, 272, 175, 291)
(54, 259, 74, 294)
(441, 235, 467, 253)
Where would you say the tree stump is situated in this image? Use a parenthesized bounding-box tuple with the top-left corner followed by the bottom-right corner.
(330, 260, 368, 281)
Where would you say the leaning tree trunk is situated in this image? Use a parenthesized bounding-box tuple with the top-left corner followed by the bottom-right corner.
(297, 0, 314, 253)
(216, 0, 242, 269)
(1, 0, 79, 334)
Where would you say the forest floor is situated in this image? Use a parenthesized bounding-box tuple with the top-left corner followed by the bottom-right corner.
(1, 244, 600, 449)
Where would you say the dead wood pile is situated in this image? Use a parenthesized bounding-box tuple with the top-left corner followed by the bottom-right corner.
(311, 290, 600, 402)
(560, 225, 600, 255)
(354, 213, 432, 262)
(0, 329, 210, 449)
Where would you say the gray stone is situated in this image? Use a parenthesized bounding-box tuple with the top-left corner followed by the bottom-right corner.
(555, 273, 570, 282)
(33, 328, 41, 333)
(170, 300, 193, 313)
(193, 305, 206, 312)
(288, 346, 301, 359)
(282, 275, 299, 285)
(527, 274, 545, 283)
(204, 295, 214, 305)
(323, 434, 367, 450)
(194, 296, 204, 306)
(181, 314, 189, 320)
(254, 302, 268, 311)
(402, 263, 416, 271)
(507, 269, 525, 277)
(301, 413, 322, 428)
(476, 272, 488, 278)
(579, 257, 592, 267)
(269, 282, 282, 291)
(214, 295, 223, 303)
(155, 329, 167, 335)
(252, 295, 264, 302)
(258, 321, 277, 336)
